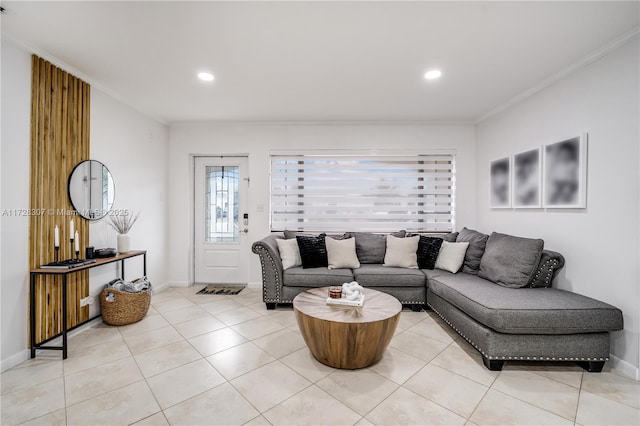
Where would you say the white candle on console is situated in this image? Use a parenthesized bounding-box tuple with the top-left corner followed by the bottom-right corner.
(75, 231, 79, 252)
(54, 225, 60, 247)
(70, 219, 75, 239)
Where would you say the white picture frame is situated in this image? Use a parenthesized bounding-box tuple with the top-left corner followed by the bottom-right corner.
(543, 133, 588, 208)
(513, 147, 542, 208)
(490, 156, 511, 209)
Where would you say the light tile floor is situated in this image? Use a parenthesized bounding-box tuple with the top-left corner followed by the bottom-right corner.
(2, 287, 639, 426)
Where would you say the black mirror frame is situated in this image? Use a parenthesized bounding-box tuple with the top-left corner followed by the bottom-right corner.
(68, 160, 116, 220)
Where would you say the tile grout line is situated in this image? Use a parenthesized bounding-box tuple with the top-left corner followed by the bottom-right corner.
(490, 387, 577, 423)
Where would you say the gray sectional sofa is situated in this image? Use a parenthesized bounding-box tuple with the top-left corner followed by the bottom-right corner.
(252, 229, 623, 372)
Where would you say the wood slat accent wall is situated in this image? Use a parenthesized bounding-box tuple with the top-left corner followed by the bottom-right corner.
(29, 55, 91, 345)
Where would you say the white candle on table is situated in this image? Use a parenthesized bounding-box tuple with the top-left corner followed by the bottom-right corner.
(75, 231, 79, 252)
(70, 219, 75, 239)
(54, 225, 60, 247)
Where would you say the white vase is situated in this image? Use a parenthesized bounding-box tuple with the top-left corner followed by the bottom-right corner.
(117, 234, 130, 254)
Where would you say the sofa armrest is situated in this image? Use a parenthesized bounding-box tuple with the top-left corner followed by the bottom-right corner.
(252, 235, 284, 303)
(528, 250, 565, 288)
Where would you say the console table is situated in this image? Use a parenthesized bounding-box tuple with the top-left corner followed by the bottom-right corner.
(29, 250, 146, 359)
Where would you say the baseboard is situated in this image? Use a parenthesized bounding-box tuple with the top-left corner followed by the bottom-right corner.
(247, 281, 261, 289)
(153, 281, 172, 293)
(1, 349, 30, 373)
(609, 354, 640, 381)
(166, 281, 190, 288)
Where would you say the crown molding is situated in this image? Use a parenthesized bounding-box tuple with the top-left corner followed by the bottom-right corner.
(475, 27, 640, 124)
(2, 32, 169, 126)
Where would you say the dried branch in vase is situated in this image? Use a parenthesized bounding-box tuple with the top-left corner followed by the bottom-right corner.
(108, 211, 140, 234)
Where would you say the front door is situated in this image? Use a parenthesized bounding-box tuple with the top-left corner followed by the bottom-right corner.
(194, 156, 249, 284)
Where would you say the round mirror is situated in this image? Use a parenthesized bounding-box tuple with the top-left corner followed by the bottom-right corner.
(68, 160, 115, 220)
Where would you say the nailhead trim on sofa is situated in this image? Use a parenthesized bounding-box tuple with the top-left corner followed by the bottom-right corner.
(427, 301, 607, 362)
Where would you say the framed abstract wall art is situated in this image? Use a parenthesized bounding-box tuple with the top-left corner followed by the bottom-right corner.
(513, 147, 541, 208)
(490, 157, 511, 209)
(543, 134, 588, 208)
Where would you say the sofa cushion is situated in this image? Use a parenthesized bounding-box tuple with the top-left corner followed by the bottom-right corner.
(456, 227, 489, 275)
(428, 273, 623, 334)
(349, 231, 406, 264)
(326, 237, 360, 270)
(435, 241, 469, 273)
(384, 235, 419, 268)
(479, 232, 544, 288)
(296, 234, 328, 268)
(353, 265, 426, 288)
(276, 238, 302, 270)
(284, 267, 354, 287)
(417, 236, 443, 270)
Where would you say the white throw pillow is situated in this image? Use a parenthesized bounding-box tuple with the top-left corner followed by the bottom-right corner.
(326, 237, 360, 269)
(276, 238, 302, 270)
(383, 235, 419, 268)
(435, 241, 470, 273)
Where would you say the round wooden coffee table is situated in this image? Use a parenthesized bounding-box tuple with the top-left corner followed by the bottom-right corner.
(293, 287, 402, 369)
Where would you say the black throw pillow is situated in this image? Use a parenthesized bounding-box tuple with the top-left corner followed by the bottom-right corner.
(296, 234, 328, 268)
(417, 236, 443, 270)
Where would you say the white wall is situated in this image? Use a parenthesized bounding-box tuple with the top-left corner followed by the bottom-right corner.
(87, 89, 170, 317)
(1, 39, 32, 371)
(168, 124, 476, 287)
(475, 37, 640, 376)
(0, 39, 170, 370)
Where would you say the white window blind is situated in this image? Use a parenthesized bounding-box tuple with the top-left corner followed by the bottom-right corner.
(270, 154, 455, 233)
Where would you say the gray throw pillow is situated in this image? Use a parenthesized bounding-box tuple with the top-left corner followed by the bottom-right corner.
(479, 232, 544, 288)
(456, 227, 489, 275)
(349, 231, 406, 264)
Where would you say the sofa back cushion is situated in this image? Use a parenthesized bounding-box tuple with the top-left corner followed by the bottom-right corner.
(479, 232, 544, 288)
(456, 227, 489, 275)
(348, 231, 406, 264)
(441, 232, 459, 242)
(285, 230, 345, 240)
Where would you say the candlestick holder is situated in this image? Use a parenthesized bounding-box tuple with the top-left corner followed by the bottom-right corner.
(75, 250, 80, 260)
(54, 246, 60, 263)
(70, 238, 74, 261)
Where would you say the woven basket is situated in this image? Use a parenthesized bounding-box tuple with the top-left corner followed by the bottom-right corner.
(100, 287, 151, 326)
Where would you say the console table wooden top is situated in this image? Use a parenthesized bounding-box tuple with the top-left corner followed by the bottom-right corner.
(31, 250, 146, 274)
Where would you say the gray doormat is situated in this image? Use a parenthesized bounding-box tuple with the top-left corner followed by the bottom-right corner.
(196, 285, 246, 295)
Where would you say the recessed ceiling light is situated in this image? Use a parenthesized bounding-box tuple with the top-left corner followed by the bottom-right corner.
(198, 72, 214, 82)
(424, 70, 442, 80)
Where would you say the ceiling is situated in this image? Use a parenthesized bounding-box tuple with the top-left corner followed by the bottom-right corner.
(2, 1, 638, 124)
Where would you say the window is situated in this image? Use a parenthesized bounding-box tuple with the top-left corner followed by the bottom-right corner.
(205, 165, 239, 242)
(270, 153, 455, 233)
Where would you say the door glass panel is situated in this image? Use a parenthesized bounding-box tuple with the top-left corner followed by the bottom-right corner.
(205, 166, 239, 242)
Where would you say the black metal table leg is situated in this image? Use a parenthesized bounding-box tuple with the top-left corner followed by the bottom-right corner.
(143, 252, 147, 276)
(121, 259, 125, 280)
(30, 273, 36, 358)
(62, 275, 68, 359)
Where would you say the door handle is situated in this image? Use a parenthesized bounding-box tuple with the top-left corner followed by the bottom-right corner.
(242, 228, 249, 233)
